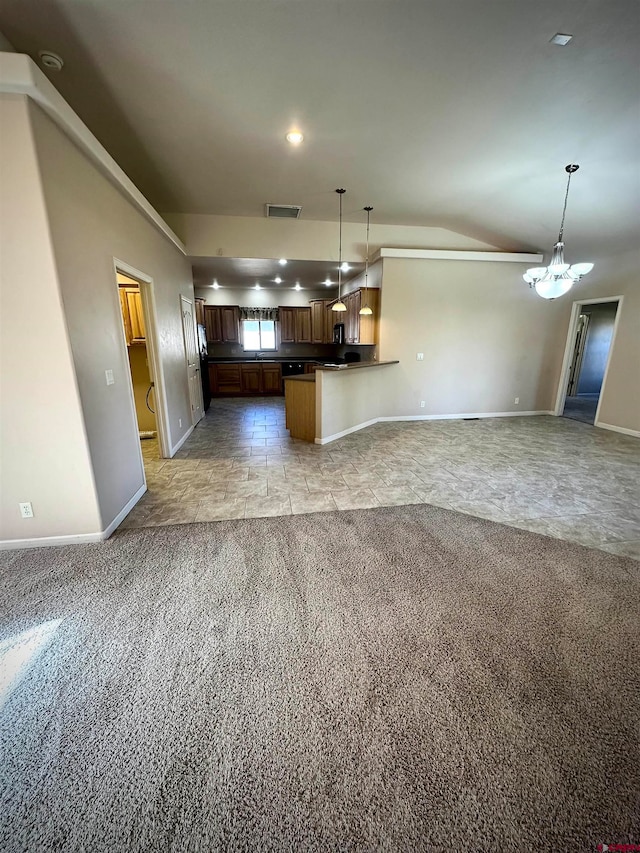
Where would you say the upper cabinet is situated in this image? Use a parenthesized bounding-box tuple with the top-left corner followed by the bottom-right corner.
(204, 305, 240, 343)
(312, 290, 379, 345)
(279, 306, 311, 344)
(310, 299, 344, 344)
(194, 297, 206, 326)
(119, 286, 145, 346)
(343, 289, 380, 345)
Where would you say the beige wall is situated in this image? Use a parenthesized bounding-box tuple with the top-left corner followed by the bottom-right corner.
(0, 95, 101, 543)
(377, 257, 568, 418)
(27, 100, 193, 536)
(2, 96, 193, 538)
(555, 249, 640, 433)
(166, 213, 499, 263)
(316, 366, 398, 442)
(376, 254, 639, 434)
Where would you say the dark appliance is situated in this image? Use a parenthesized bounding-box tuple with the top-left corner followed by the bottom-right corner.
(197, 324, 211, 412)
(333, 322, 345, 345)
(344, 351, 361, 364)
(281, 362, 306, 377)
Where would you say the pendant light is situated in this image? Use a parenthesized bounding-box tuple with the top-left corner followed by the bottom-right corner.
(524, 165, 594, 299)
(332, 188, 347, 312)
(359, 206, 374, 315)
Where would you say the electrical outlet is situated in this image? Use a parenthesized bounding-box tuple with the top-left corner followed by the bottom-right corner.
(105, 369, 114, 385)
(19, 502, 34, 518)
(420, 401, 426, 408)
(179, 418, 182, 428)
(514, 397, 520, 404)
(416, 353, 424, 361)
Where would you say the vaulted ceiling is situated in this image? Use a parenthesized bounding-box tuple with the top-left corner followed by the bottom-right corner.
(1, 0, 639, 260)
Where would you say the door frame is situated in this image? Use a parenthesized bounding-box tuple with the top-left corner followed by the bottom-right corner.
(553, 295, 624, 427)
(113, 258, 171, 458)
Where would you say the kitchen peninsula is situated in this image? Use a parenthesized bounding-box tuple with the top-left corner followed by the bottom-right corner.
(285, 360, 400, 444)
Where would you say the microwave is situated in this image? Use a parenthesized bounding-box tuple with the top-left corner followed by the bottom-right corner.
(333, 323, 345, 345)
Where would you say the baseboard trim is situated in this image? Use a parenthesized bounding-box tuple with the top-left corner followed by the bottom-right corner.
(101, 483, 147, 539)
(315, 418, 379, 445)
(170, 424, 194, 456)
(0, 483, 148, 551)
(0, 530, 104, 551)
(315, 410, 553, 444)
(378, 410, 553, 422)
(596, 421, 640, 438)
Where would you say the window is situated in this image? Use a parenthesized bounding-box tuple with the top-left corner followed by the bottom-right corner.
(242, 319, 276, 351)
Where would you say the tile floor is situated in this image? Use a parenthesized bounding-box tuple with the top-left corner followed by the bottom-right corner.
(122, 397, 640, 560)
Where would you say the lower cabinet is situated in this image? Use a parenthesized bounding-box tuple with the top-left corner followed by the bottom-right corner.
(241, 363, 262, 394)
(209, 362, 283, 396)
(212, 364, 242, 395)
(262, 365, 283, 394)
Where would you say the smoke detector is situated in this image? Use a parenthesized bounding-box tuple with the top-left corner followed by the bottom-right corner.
(265, 204, 302, 219)
(39, 51, 64, 71)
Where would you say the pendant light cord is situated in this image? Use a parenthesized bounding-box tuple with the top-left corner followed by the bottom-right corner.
(364, 206, 373, 300)
(558, 165, 578, 242)
(337, 188, 345, 299)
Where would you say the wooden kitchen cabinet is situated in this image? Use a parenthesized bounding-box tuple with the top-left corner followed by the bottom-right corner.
(221, 306, 240, 342)
(204, 306, 222, 343)
(209, 362, 282, 396)
(342, 289, 379, 345)
(324, 299, 337, 344)
(262, 364, 282, 394)
(119, 286, 145, 346)
(194, 297, 206, 327)
(279, 306, 311, 343)
(294, 307, 311, 343)
(204, 305, 240, 343)
(240, 363, 262, 394)
(210, 363, 242, 395)
(310, 300, 325, 344)
(279, 307, 296, 343)
(311, 299, 340, 344)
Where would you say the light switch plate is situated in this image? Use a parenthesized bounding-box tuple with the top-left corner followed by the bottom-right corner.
(105, 369, 115, 385)
(417, 353, 424, 361)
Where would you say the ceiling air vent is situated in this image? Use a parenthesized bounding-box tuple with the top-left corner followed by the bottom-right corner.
(265, 204, 302, 219)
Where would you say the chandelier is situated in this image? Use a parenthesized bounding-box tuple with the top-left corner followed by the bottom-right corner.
(332, 188, 347, 312)
(524, 164, 594, 299)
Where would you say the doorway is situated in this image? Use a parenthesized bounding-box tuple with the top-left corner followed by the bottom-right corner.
(555, 297, 622, 426)
(113, 260, 170, 458)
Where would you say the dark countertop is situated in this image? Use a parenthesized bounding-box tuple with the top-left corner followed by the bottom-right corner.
(283, 361, 399, 382)
(208, 358, 329, 365)
(317, 360, 399, 371)
(283, 374, 316, 383)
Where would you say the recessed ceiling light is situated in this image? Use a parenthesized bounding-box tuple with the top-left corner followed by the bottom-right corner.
(274, 276, 282, 284)
(340, 262, 350, 272)
(324, 278, 332, 286)
(294, 283, 301, 291)
(212, 282, 220, 289)
(286, 131, 304, 145)
(255, 283, 261, 290)
(549, 33, 573, 45)
(279, 258, 288, 266)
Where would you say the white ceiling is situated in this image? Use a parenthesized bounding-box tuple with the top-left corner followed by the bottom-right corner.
(1, 0, 639, 267)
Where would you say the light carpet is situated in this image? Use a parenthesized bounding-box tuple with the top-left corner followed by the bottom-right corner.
(1, 504, 639, 852)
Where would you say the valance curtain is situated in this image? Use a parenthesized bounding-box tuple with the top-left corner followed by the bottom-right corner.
(239, 307, 279, 321)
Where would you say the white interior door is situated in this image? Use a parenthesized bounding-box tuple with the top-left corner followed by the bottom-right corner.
(181, 296, 203, 425)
